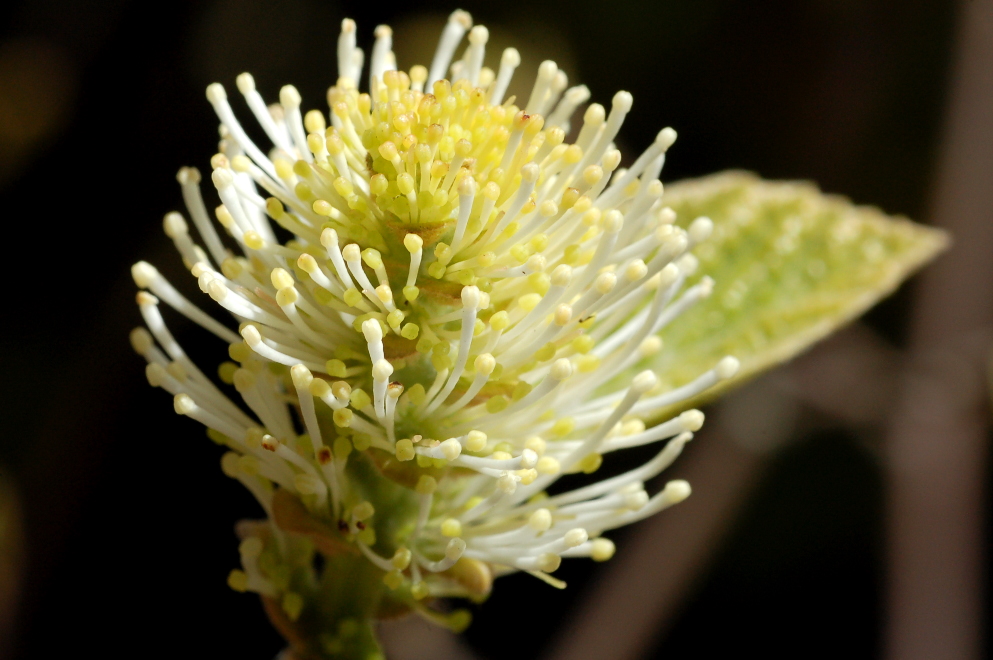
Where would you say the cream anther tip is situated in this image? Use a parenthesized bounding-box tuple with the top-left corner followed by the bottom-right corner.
(279, 85, 302, 107)
(698, 276, 715, 296)
(715, 356, 740, 380)
(564, 528, 589, 547)
(235, 72, 256, 93)
(320, 227, 339, 247)
(591, 538, 616, 561)
(520, 448, 538, 469)
(689, 216, 714, 243)
(611, 91, 633, 111)
(341, 18, 356, 32)
(474, 353, 496, 375)
(461, 285, 481, 308)
(136, 291, 158, 306)
(537, 554, 561, 573)
(657, 263, 680, 288)
(342, 243, 362, 261)
(129, 327, 153, 354)
(550, 358, 573, 380)
(566, 85, 590, 101)
(374, 24, 392, 37)
(162, 212, 188, 237)
(290, 364, 313, 389)
(528, 508, 552, 531)
(440, 438, 462, 460)
(361, 318, 383, 342)
(372, 359, 394, 381)
(603, 210, 624, 233)
(538, 60, 558, 76)
(131, 261, 158, 288)
(145, 363, 166, 387)
(551, 265, 573, 287)
(173, 393, 196, 415)
(679, 409, 705, 432)
(625, 490, 649, 509)
(450, 9, 472, 27)
(211, 168, 234, 189)
(664, 480, 692, 503)
(205, 83, 227, 103)
(207, 280, 228, 301)
(241, 325, 263, 346)
(502, 48, 521, 66)
(468, 25, 489, 43)
(631, 370, 658, 394)
(595, 272, 617, 293)
(657, 127, 678, 151)
(176, 166, 201, 185)
(584, 104, 605, 123)
(458, 175, 476, 195)
(520, 162, 540, 182)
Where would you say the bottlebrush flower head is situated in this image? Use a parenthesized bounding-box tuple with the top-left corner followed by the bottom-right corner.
(130, 9, 746, 655)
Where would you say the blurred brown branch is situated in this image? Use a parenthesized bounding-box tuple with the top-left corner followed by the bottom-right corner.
(884, 1, 993, 658)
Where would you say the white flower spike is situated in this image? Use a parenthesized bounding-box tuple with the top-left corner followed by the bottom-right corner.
(130, 10, 741, 655)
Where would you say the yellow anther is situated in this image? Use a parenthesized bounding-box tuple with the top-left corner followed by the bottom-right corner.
(243, 231, 265, 250)
(516, 468, 538, 485)
(383, 570, 404, 590)
(358, 527, 376, 545)
(490, 311, 509, 331)
(411, 582, 430, 600)
(441, 518, 463, 537)
(275, 287, 298, 306)
(352, 501, 375, 521)
(591, 538, 616, 562)
(576, 354, 601, 373)
(331, 380, 351, 400)
(304, 109, 326, 133)
(416, 475, 437, 495)
(343, 288, 363, 307)
(578, 453, 603, 474)
(551, 417, 575, 437)
(391, 547, 412, 570)
(333, 408, 353, 427)
(395, 439, 415, 461)
(465, 430, 487, 452)
(524, 436, 546, 455)
(397, 172, 415, 195)
(403, 233, 423, 253)
(406, 383, 426, 405)
(312, 199, 333, 216)
(518, 293, 541, 311)
(370, 173, 389, 195)
(350, 388, 371, 410)
(227, 570, 249, 592)
(332, 435, 352, 461)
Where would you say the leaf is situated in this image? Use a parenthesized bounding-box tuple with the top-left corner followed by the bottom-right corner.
(642, 171, 948, 421)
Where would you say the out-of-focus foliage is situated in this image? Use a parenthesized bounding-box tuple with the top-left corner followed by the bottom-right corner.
(641, 171, 948, 420)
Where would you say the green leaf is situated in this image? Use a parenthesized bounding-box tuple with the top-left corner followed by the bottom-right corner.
(643, 171, 948, 421)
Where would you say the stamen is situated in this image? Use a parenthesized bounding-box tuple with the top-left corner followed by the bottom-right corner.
(428, 10, 473, 86)
(423, 286, 480, 415)
(490, 48, 520, 105)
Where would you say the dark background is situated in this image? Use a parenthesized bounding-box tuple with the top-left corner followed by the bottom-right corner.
(0, 1, 979, 658)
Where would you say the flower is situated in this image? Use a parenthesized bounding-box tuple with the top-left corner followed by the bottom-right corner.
(129, 9, 741, 654)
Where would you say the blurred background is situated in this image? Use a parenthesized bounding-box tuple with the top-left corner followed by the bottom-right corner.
(0, 1, 988, 658)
